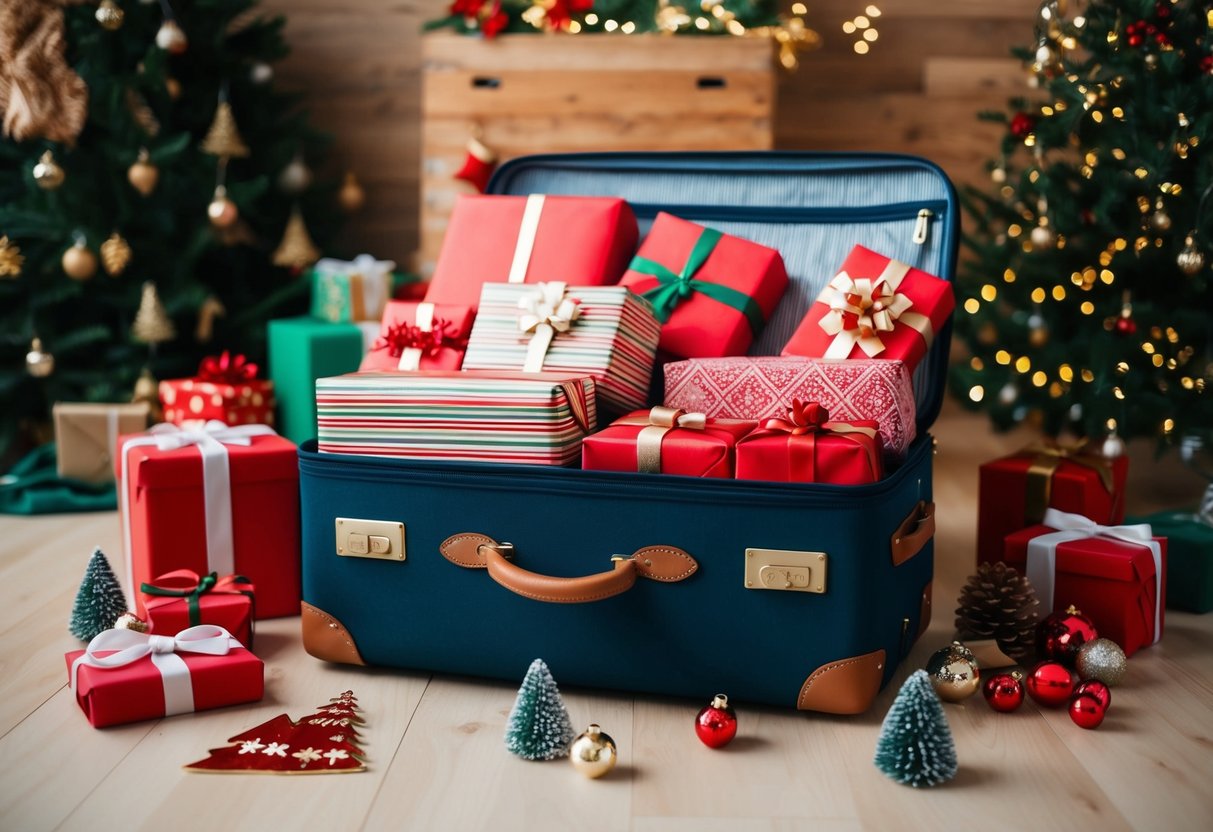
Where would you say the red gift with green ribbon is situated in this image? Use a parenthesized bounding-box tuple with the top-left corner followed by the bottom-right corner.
(735, 400, 883, 485)
(141, 569, 255, 649)
(620, 212, 788, 358)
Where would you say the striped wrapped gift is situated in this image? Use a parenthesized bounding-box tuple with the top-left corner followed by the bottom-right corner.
(316, 371, 596, 466)
(461, 282, 661, 414)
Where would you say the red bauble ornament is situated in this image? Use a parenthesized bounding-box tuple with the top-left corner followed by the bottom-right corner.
(695, 694, 738, 749)
(1069, 693, 1107, 729)
(1155, 1, 1171, 19)
(1036, 605, 1098, 664)
(1114, 315, 1137, 336)
(1027, 661, 1077, 708)
(1127, 33, 1143, 47)
(1009, 112, 1036, 139)
(1075, 679, 1111, 710)
(1201, 55, 1213, 74)
(982, 672, 1026, 713)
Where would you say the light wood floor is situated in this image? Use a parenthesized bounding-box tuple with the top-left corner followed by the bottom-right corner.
(2, 401, 1210, 832)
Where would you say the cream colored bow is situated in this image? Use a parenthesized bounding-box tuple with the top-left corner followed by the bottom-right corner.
(816, 258, 933, 358)
(517, 281, 581, 372)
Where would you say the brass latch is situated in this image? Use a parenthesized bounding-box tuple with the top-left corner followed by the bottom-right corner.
(336, 518, 406, 561)
(744, 548, 827, 594)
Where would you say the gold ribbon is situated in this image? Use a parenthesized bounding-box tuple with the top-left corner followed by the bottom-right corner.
(1018, 440, 1116, 523)
(816, 258, 934, 359)
(399, 302, 436, 371)
(615, 406, 708, 473)
(517, 281, 581, 373)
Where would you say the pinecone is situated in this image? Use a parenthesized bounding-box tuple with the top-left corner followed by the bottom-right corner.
(954, 561, 1040, 662)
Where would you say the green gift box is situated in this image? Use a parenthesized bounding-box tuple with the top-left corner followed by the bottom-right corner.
(1128, 510, 1213, 613)
(309, 255, 396, 324)
(268, 317, 377, 444)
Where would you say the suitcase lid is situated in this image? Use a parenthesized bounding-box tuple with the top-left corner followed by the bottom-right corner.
(488, 151, 958, 434)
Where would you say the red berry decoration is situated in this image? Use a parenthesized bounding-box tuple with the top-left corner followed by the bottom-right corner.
(1009, 112, 1036, 139)
(1069, 693, 1107, 729)
(982, 671, 1026, 713)
(1026, 661, 1077, 708)
(1201, 55, 1213, 74)
(1075, 679, 1111, 710)
(1036, 605, 1098, 665)
(695, 694, 738, 749)
(1114, 315, 1137, 336)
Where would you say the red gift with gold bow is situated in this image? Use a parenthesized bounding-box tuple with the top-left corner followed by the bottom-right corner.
(160, 351, 276, 428)
(734, 400, 883, 485)
(582, 406, 756, 478)
(781, 244, 955, 372)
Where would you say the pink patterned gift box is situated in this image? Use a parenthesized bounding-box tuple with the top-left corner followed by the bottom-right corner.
(663, 356, 917, 458)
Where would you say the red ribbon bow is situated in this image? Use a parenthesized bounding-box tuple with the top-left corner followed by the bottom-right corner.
(196, 351, 259, 384)
(761, 400, 831, 435)
(372, 317, 462, 360)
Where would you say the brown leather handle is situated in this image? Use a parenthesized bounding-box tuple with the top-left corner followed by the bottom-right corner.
(891, 500, 935, 566)
(439, 533, 698, 604)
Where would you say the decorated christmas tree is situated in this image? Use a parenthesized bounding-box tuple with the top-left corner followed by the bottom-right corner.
(504, 658, 576, 761)
(0, 0, 343, 459)
(951, 0, 1212, 451)
(874, 670, 958, 788)
(69, 547, 127, 640)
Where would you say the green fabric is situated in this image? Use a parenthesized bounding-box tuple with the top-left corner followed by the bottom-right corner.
(1128, 510, 1213, 614)
(0, 444, 117, 515)
(628, 227, 766, 335)
(268, 317, 367, 445)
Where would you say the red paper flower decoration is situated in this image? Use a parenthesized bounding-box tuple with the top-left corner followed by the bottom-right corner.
(196, 351, 259, 384)
(1009, 112, 1036, 139)
(372, 317, 462, 361)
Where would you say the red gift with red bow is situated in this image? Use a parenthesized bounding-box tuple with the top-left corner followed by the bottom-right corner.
(160, 351, 276, 427)
(359, 300, 474, 372)
(735, 400, 884, 485)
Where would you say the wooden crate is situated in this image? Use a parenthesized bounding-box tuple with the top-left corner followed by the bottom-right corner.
(419, 32, 775, 273)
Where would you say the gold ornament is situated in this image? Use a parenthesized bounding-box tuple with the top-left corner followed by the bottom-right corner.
(165, 77, 182, 99)
(128, 148, 159, 196)
(33, 150, 66, 190)
(1149, 198, 1172, 233)
(62, 239, 98, 280)
(278, 153, 313, 195)
(195, 296, 227, 342)
(1076, 638, 1127, 686)
(96, 0, 125, 30)
(925, 641, 981, 703)
(0, 236, 24, 278)
(1030, 223, 1056, 248)
(25, 337, 55, 378)
(272, 205, 321, 271)
(155, 19, 188, 54)
(201, 101, 250, 158)
(207, 185, 239, 228)
(131, 281, 176, 344)
(125, 88, 160, 137)
(337, 172, 366, 213)
(132, 367, 163, 421)
(568, 724, 617, 779)
(1177, 234, 1205, 275)
(100, 232, 132, 276)
(114, 612, 149, 633)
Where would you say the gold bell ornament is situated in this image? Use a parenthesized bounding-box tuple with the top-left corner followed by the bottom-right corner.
(128, 148, 159, 196)
(25, 337, 55, 378)
(337, 172, 366, 213)
(569, 724, 617, 779)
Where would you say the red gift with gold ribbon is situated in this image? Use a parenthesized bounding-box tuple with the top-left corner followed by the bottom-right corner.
(141, 569, 255, 649)
(734, 400, 883, 485)
(359, 300, 474, 372)
(782, 244, 954, 372)
(977, 441, 1127, 564)
(160, 351, 276, 427)
(582, 406, 756, 478)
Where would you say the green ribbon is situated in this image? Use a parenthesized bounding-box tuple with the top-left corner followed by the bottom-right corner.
(141, 572, 251, 627)
(628, 226, 766, 335)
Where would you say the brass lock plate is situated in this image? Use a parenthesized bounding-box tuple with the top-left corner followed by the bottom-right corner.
(744, 548, 827, 593)
(336, 518, 405, 561)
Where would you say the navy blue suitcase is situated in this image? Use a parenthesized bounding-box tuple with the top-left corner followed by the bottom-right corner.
(298, 152, 957, 713)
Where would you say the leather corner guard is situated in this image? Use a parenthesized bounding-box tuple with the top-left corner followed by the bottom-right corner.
(797, 648, 887, 714)
(301, 602, 366, 666)
(891, 501, 935, 566)
(917, 581, 933, 642)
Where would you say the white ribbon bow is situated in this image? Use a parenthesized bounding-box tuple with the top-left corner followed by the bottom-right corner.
(70, 625, 244, 716)
(120, 421, 278, 608)
(517, 281, 581, 372)
(816, 258, 932, 358)
(1026, 508, 1163, 645)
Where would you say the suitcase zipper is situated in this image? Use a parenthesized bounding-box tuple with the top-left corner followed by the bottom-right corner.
(912, 208, 933, 246)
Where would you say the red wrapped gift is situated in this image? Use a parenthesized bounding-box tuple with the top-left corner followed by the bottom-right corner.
(116, 422, 300, 619)
(619, 212, 787, 358)
(141, 569, 255, 648)
(582, 406, 756, 478)
(359, 300, 474, 372)
(425, 194, 637, 310)
(977, 442, 1127, 564)
(735, 400, 883, 485)
(1003, 509, 1166, 657)
(66, 625, 264, 728)
(782, 244, 955, 372)
(160, 352, 275, 427)
(663, 356, 916, 459)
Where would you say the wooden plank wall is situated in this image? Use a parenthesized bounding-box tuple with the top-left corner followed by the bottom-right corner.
(262, 0, 1041, 267)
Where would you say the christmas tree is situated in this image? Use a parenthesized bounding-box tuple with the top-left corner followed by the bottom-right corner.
(952, 0, 1212, 449)
(504, 658, 576, 761)
(0, 1, 342, 460)
(873, 670, 958, 788)
(69, 547, 127, 640)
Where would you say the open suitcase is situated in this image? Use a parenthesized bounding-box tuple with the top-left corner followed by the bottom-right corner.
(299, 152, 957, 714)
